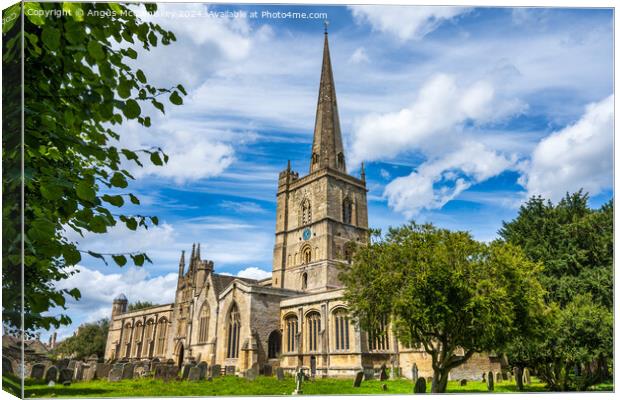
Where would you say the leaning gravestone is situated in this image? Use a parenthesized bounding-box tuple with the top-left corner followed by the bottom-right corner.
(379, 364, 388, 381)
(353, 371, 364, 388)
(413, 377, 426, 394)
(524, 368, 531, 385)
(411, 363, 419, 383)
(2, 356, 14, 375)
(31, 363, 45, 380)
(487, 371, 494, 392)
(73, 362, 85, 381)
(275, 367, 284, 381)
(95, 363, 112, 380)
(59, 368, 73, 385)
(122, 363, 135, 380)
(44, 366, 58, 383)
(245, 364, 259, 381)
(211, 364, 221, 378)
(182, 364, 193, 380)
(83, 364, 96, 381)
(496, 372, 502, 383)
(460, 379, 467, 386)
(482, 372, 486, 382)
(108, 364, 124, 382)
(188, 367, 201, 381)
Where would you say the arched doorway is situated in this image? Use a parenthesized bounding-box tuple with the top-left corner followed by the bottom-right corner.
(177, 343, 184, 368)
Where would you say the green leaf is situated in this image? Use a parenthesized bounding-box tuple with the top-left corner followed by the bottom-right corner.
(169, 91, 183, 105)
(76, 182, 96, 202)
(63, 247, 81, 265)
(62, 2, 84, 22)
(122, 99, 141, 119)
(136, 69, 147, 84)
(152, 99, 165, 114)
(108, 3, 123, 14)
(24, 3, 46, 26)
(125, 47, 138, 59)
(2, 4, 20, 34)
(150, 216, 159, 225)
(125, 217, 138, 231)
(41, 27, 61, 51)
(148, 31, 157, 46)
(177, 84, 187, 96)
(110, 172, 128, 189)
(149, 152, 163, 166)
(102, 194, 124, 207)
(131, 254, 145, 267)
(129, 194, 140, 205)
(40, 183, 63, 201)
(117, 80, 131, 99)
(87, 40, 105, 61)
(89, 216, 108, 233)
(112, 255, 127, 267)
(87, 251, 108, 265)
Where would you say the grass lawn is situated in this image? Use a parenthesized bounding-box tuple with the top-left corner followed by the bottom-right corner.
(13, 374, 612, 397)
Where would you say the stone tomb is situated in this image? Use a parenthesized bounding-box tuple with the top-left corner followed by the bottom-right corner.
(59, 368, 73, 385)
(108, 364, 124, 382)
(73, 362, 84, 381)
(30, 363, 45, 380)
(95, 363, 112, 380)
(121, 363, 135, 380)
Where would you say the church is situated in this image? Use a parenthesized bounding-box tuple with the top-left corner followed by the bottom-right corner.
(104, 31, 501, 380)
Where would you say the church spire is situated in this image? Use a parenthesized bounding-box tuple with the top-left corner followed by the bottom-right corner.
(310, 28, 346, 174)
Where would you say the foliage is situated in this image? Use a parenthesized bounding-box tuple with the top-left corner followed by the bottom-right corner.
(2, 2, 185, 335)
(499, 191, 613, 391)
(22, 375, 558, 397)
(127, 301, 155, 312)
(51, 318, 110, 360)
(340, 222, 546, 393)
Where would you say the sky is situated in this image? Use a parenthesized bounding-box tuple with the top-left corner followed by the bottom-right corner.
(43, 4, 613, 341)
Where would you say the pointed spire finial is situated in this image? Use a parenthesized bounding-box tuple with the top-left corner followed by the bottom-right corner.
(179, 250, 185, 265)
(196, 243, 201, 260)
(287, 159, 291, 171)
(361, 162, 366, 181)
(324, 19, 329, 34)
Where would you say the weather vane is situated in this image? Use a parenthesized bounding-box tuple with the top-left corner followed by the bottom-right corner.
(324, 19, 330, 33)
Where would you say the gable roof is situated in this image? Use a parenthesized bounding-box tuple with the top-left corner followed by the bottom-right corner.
(210, 273, 258, 295)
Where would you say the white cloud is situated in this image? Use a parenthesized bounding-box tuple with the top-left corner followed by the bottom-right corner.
(349, 6, 471, 41)
(379, 168, 391, 180)
(384, 142, 515, 217)
(237, 267, 271, 280)
(350, 47, 369, 64)
(220, 200, 267, 214)
(519, 95, 613, 202)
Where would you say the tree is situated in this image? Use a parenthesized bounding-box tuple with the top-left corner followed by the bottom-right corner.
(340, 223, 546, 393)
(52, 318, 110, 360)
(499, 191, 613, 390)
(127, 301, 155, 312)
(2, 3, 185, 336)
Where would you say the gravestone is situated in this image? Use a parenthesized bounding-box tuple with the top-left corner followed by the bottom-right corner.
(83, 364, 96, 381)
(487, 371, 494, 391)
(502, 371, 508, 381)
(59, 368, 73, 385)
(381, 384, 388, 391)
(2, 357, 14, 375)
(31, 363, 45, 380)
(245, 364, 259, 381)
(225, 365, 235, 375)
(275, 367, 284, 381)
(166, 365, 179, 381)
(44, 366, 58, 383)
(413, 377, 426, 394)
(292, 369, 304, 395)
(67, 360, 77, 371)
(524, 368, 531, 385)
(134, 365, 147, 379)
(122, 363, 135, 380)
(496, 372, 502, 383)
(310, 357, 317, 378)
(379, 364, 388, 381)
(507, 371, 512, 382)
(188, 367, 202, 381)
(211, 364, 221, 378)
(96, 363, 112, 380)
(411, 363, 419, 383)
(197, 362, 208, 380)
(353, 371, 364, 387)
(460, 379, 467, 386)
(108, 364, 124, 382)
(482, 372, 486, 382)
(73, 362, 84, 381)
(182, 364, 192, 380)
(153, 364, 166, 380)
(263, 364, 272, 376)
(56, 359, 70, 370)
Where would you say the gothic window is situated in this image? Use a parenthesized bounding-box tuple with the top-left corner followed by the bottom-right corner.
(122, 323, 132, 358)
(302, 272, 308, 290)
(198, 304, 210, 343)
(312, 153, 319, 165)
(143, 320, 154, 358)
(333, 308, 350, 351)
(301, 199, 312, 225)
(342, 197, 353, 224)
(303, 247, 312, 264)
(344, 242, 354, 263)
(268, 330, 282, 359)
(285, 315, 298, 352)
(337, 152, 344, 169)
(134, 321, 143, 358)
(156, 318, 168, 356)
(368, 315, 390, 351)
(306, 312, 321, 352)
(227, 303, 241, 358)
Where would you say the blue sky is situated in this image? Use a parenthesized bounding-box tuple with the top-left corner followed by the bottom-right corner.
(46, 5, 613, 340)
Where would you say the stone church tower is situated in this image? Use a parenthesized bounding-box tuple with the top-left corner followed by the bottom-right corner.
(272, 31, 369, 292)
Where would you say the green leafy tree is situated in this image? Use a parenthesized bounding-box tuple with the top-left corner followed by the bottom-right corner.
(52, 318, 109, 360)
(499, 191, 613, 390)
(2, 2, 186, 336)
(340, 223, 546, 393)
(127, 301, 155, 312)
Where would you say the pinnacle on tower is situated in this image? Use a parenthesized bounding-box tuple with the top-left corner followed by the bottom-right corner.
(310, 29, 346, 174)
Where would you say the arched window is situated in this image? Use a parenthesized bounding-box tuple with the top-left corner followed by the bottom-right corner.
(343, 197, 353, 224)
(368, 315, 389, 351)
(122, 323, 132, 358)
(302, 272, 308, 290)
(312, 153, 319, 165)
(227, 303, 241, 359)
(333, 308, 350, 351)
(156, 318, 168, 356)
(303, 247, 312, 264)
(134, 321, 143, 358)
(344, 242, 354, 263)
(337, 152, 344, 169)
(143, 320, 154, 358)
(301, 199, 311, 225)
(268, 330, 282, 359)
(306, 312, 321, 352)
(198, 304, 210, 343)
(285, 315, 298, 352)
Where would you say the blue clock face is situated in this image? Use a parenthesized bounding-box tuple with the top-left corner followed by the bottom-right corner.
(303, 228, 311, 241)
